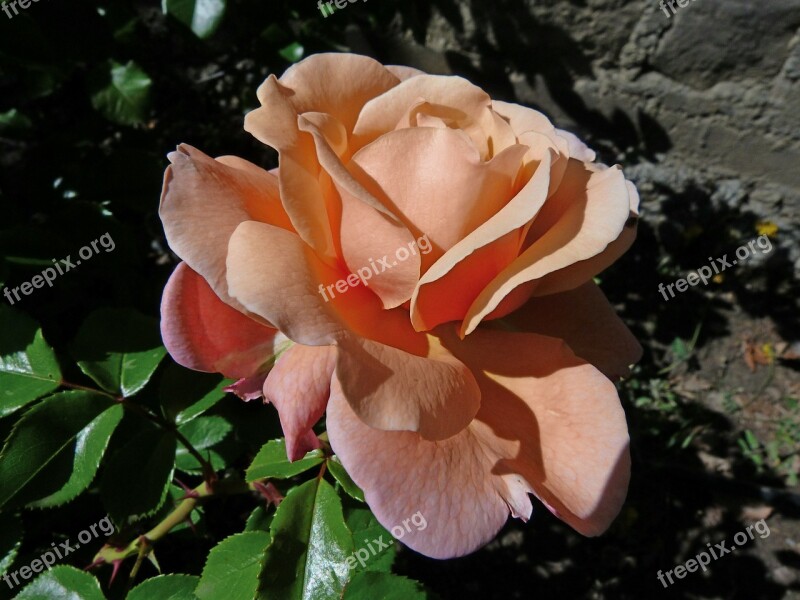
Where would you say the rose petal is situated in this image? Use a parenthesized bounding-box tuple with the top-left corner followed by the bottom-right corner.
(225, 373, 270, 401)
(334, 334, 480, 441)
(264, 344, 336, 461)
(328, 329, 630, 558)
(161, 262, 280, 379)
(159, 144, 290, 316)
(502, 282, 642, 378)
(460, 161, 631, 336)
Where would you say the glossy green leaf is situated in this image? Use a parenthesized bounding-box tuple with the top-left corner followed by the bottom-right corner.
(0, 109, 32, 134)
(162, 0, 226, 39)
(28, 402, 124, 508)
(16, 566, 105, 600)
(245, 505, 273, 533)
(71, 308, 166, 397)
(259, 477, 353, 599)
(279, 42, 304, 63)
(159, 363, 229, 425)
(246, 439, 324, 482)
(0, 306, 61, 418)
(0, 513, 23, 578)
(0, 391, 116, 509)
(128, 574, 200, 600)
(196, 532, 270, 600)
(342, 572, 429, 599)
(174, 415, 231, 474)
(101, 425, 177, 526)
(345, 507, 395, 573)
(90, 60, 152, 126)
(328, 456, 365, 502)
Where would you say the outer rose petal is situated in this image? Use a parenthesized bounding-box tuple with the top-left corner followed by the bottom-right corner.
(501, 282, 642, 379)
(264, 344, 335, 461)
(327, 329, 630, 558)
(161, 262, 280, 379)
(334, 335, 481, 441)
(159, 144, 291, 317)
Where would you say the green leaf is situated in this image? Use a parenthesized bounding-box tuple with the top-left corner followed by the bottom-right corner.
(90, 60, 152, 126)
(0, 391, 117, 509)
(279, 42, 304, 63)
(245, 506, 273, 533)
(196, 532, 270, 600)
(101, 425, 177, 526)
(28, 402, 124, 508)
(259, 478, 353, 599)
(0, 513, 23, 578)
(342, 572, 429, 599)
(162, 0, 226, 39)
(328, 456, 364, 502)
(159, 363, 229, 425)
(0, 306, 61, 418)
(72, 308, 167, 397)
(175, 415, 231, 474)
(345, 507, 395, 573)
(128, 574, 200, 600)
(16, 566, 105, 600)
(247, 439, 324, 482)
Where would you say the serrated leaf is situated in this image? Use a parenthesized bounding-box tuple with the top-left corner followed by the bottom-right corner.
(196, 532, 270, 600)
(90, 60, 152, 126)
(162, 0, 226, 39)
(246, 439, 324, 482)
(175, 415, 231, 474)
(72, 308, 166, 397)
(128, 573, 200, 600)
(328, 457, 364, 502)
(28, 402, 124, 508)
(0, 391, 116, 509)
(15, 565, 105, 600)
(342, 572, 429, 599)
(259, 477, 353, 599)
(159, 363, 229, 425)
(345, 507, 395, 574)
(0, 306, 61, 418)
(0, 513, 23, 578)
(101, 425, 177, 526)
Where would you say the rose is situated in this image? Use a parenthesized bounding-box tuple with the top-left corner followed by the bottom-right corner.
(159, 53, 641, 559)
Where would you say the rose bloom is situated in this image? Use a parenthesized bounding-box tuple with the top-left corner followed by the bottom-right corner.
(160, 53, 641, 559)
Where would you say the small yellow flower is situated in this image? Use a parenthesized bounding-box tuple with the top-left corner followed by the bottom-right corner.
(712, 274, 724, 284)
(756, 221, 778, 238)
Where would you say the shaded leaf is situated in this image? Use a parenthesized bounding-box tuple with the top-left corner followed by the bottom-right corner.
(159, 363, 229, 425)
(162, 0, 226, 39)
(0, 513, 23, 578)
(90, 60, 152, 126)
(342, 572, 429, 599)
(328, 456, 364, 502)
(175, 415, 231, 474)
(345, 507, 395, 574)
(101, 425, 177, 526)
(72, 308, 166, 397)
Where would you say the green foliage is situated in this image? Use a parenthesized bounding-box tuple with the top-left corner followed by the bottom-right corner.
(246, 439, 325, 481)
(162, 0, 227, 39)
(0, 306, 61, 418)
(342, 572, 430, 599)
(15, 566, 105, 600)
(128, 574, 200, 599)
(89, 60, 153, 126)
(0, 513, 23, 578)
(196, 532, 270, 599)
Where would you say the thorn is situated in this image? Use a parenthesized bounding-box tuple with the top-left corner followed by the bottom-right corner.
(84, 558, 104, 571)
(146, 551, 161, 573)
(175, 477, 200, 500)
(253, 481, 283, 506)
(109, 559, 123, 586)
(183, 516, 198, 536)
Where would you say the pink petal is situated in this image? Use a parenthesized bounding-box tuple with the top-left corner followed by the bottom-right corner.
(160, 262, 280, 379)
(263, 344, 336, 461)
(225, 373, 270, 401)
(327, 329, 630, 559)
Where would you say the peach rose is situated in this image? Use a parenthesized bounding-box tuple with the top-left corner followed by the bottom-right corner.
(160, 53, 641, 558)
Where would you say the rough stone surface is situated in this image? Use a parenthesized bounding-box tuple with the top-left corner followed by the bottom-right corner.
(355, 0, 800, 271)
